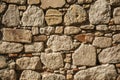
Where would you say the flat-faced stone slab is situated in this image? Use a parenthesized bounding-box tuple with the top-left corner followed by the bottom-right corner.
(74, 64, 117, 80)
(72, 43, 96, 66)
(0, 42, 23, 54)
(3, 28, 32, 43)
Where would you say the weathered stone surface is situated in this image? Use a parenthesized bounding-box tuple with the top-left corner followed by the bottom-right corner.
(0, 56, 7, 69)
(40, 26, 55, 35)
(3, 28, 32, 43)
(78, 0, 92, 4)
(113, 34, 120, 43)
(96, 25, 108, 31)
(0, 2, 6, 14)
(64, 26, 81, 35)
(2, 0, 26, 4)
(47, 35, 74, 51)
(113, 7, 120, 24)
(0, 42, 23, 54)
(2, 5, 20, 27)
(55, 26, 64, 34)
(20, 70, 41, 80)
(99, 44, 120, 64)
(0, 69, 16, 80)
(93, 37, 112, 48)
(110, 0, 120, 6)
(42, 73, 65, 80)
(89, 0, 111, 24)
(72, 43, 96, 66)
(66, 0, 76, 4)
(109, 25, 120, 31)
(80, 25, 95, 30)
(33, 35, 47, 42)
(64, 5, 87, 25)
(74, 64, 117, 80)
(41, 0, 65, 9)
(32, 27, 39, 35)
(45, 9, 62, 25)
(41, 52, 64, 70)
(24, 42, 44, 53)
(28, 0, 40, 4)
(22, 5, 44, 27)
(16, 57, 42, 70)
(117, 75, 120, 80)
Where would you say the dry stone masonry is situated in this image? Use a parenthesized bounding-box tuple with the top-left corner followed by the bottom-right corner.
(0, 0, 120, 80)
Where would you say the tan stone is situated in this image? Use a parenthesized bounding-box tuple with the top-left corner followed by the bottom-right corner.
(113, 33, 120, 43)
(20, 70, 41, 80)
(16, 57, 42, 70)
(3, 28, 32, 43)
(0, 56, 7, 69)
(55, 26, 64, 34)
(18, 6, 27, 11)
(78, 0, 93, 4)
(72, 43, 96, 66)
(28, 0, 40, 4)
(32, 27, 39, 35)
(109, 25, 120, 31)
(41, 0, 65, 9)
(80, 25, 95, 30)
(33, 35, 47, 42)
(0, 2, 7, 14)
(66, 74, 73, 80)
(45, 9, 62, 25)
(64, 5, 87, 25)
(2, 0, 26, 4)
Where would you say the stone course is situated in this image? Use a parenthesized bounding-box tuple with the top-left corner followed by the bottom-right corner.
(0, 0, 120, 80)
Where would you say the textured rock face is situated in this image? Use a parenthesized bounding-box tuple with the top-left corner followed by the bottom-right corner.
(64, 4, 87, 25)
(20, 70, 41, 80)
(74, 64, 117, 80)
(16, 57, 42, 70)
(0, 56, 7, 69)
(0, 42, 23, 54)
(2, 0, 26, 4)
(78, 0, 93, 4)
(64, 26, 81, 35)
(72, 43, 96, 66)
(92, 37, 112, 48)
(28, 0, 40, 4)
(0, 2, 7, 14)
(99, 44, 120, 64)
(22, 5, 44, 27)
(42, 74, 65, 80)
(41, 0, 65, 9)
(47, 35, 74, 51)
(113, 34, 120, 43)
(45, 9, 62, 25)
(2, 5, 20, 27)
(89, 0, 111, 24)
(24, 42, 44, 53)
(3, 28, 32, 43)
(110, 0, 120, 5)
(113, 7, 120, 24)
(0, 69, 16, 80)
(41, 52, 64, 70)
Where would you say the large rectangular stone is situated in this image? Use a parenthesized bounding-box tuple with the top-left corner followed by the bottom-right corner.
(3, 28, 32, 43)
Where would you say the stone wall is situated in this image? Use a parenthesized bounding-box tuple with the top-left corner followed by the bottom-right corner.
(0, 0, 120, 80)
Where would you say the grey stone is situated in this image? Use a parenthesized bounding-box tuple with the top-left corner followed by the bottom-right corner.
(0, 42, 23, 54)
(72, 43, 96, 66)
(89, 0, 111, 24)
(45, 9, 62, 25)
(74, 64, 117, 80)
(64, 4, 87, 25)
(3, 28, 32, 43)
(22, 5, 44, 27)
(2, 0, 26, 4)
(16, 57, 42, 70)
(24, 42, 44, 53)
(20, 70, 41, 80)
(0, 2, 7, 14)
(92, 37, 112, 48)
(41, 52, 64, 70)
(42, 73, 65, 80)
(41, 0, 65, 9)
(0, 69, 16, 80)
(99, 44, 120, 64)
(47, 35, 74, 51)
(113, 33, 120, 43)
(2, 5, 20, 27)
(64, 26, 81, 35)
(0, 56, 7, 69)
